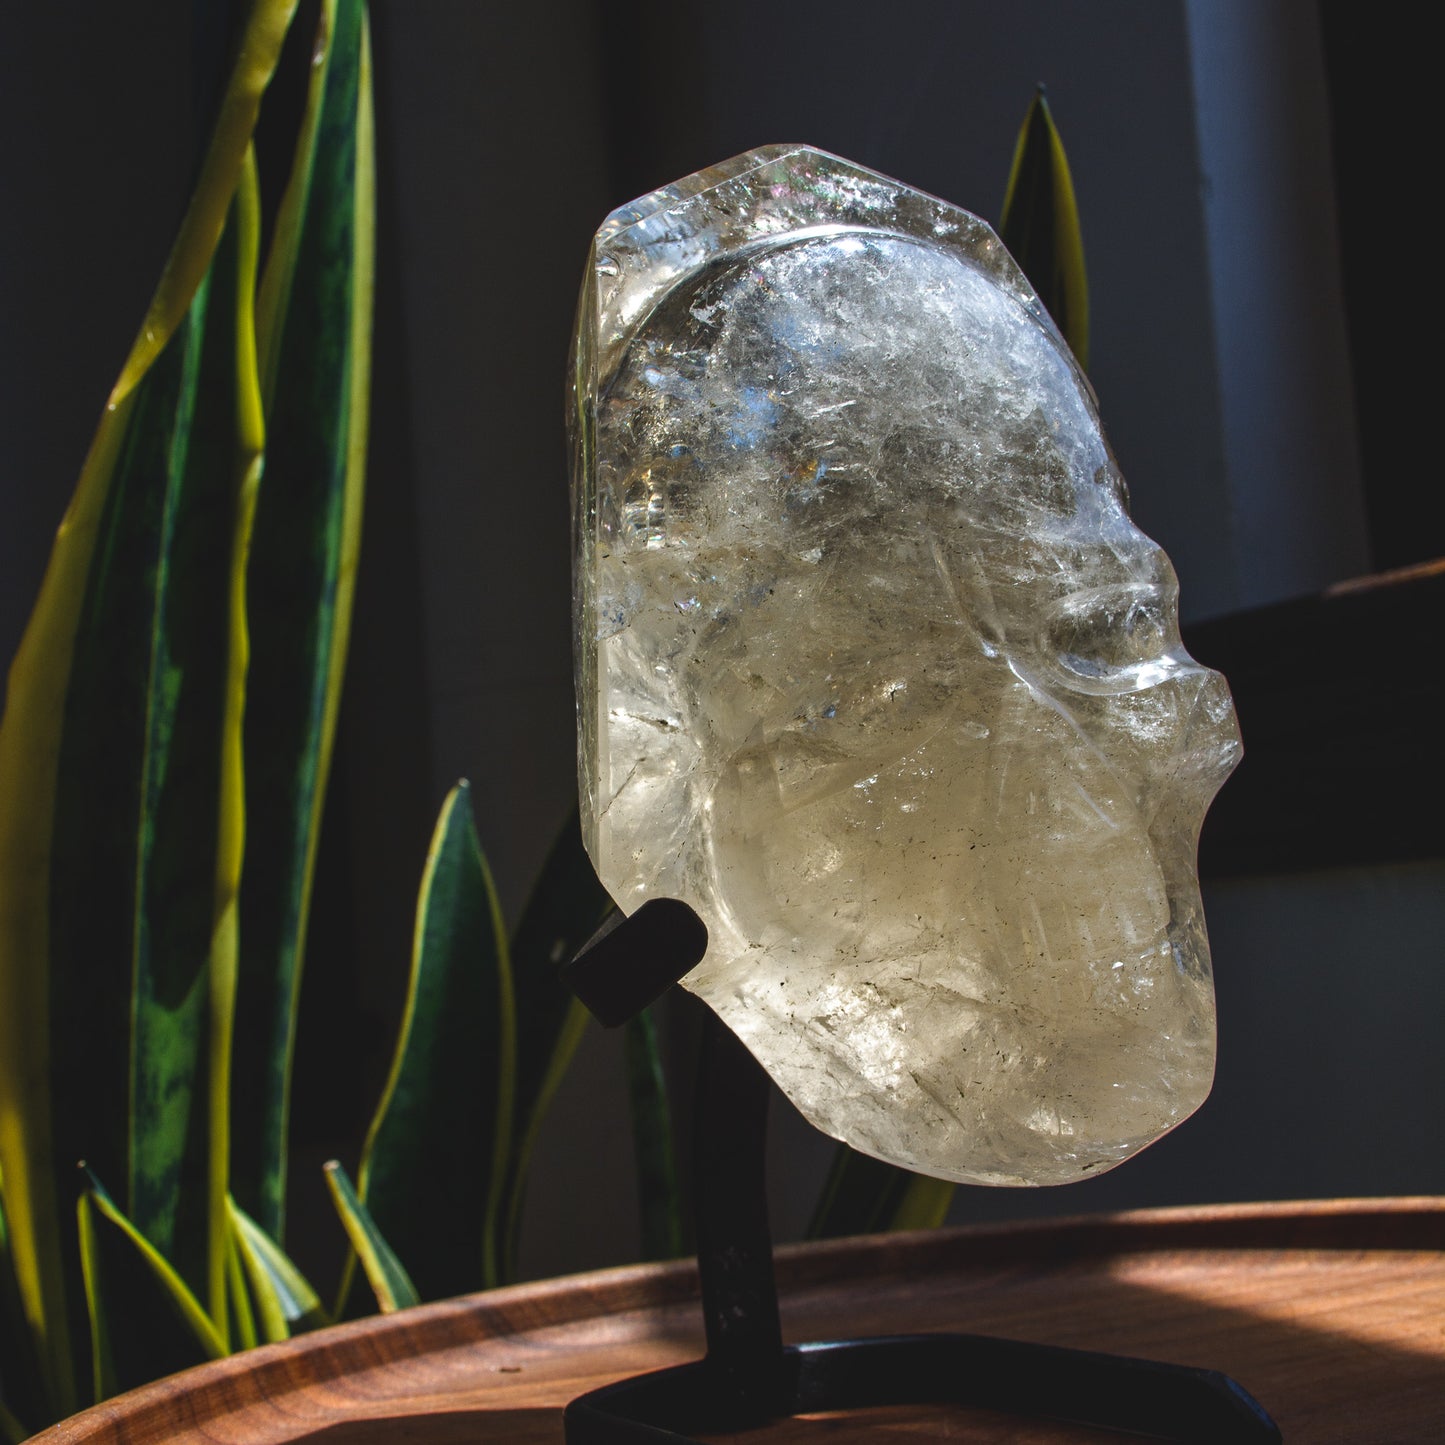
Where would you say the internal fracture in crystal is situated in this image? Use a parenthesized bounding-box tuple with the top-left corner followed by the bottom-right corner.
(569, 145, 1241, 1185)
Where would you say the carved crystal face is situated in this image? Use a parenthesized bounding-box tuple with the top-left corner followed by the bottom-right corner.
(571, 147, 1240, 1185)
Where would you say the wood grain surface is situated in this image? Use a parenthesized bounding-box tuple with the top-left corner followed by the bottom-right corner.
(31, 1198, 1445, 1444)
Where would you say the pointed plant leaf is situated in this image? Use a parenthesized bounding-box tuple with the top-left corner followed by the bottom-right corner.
(52, 153, 263, 1348)
(624, 1007, 683, 1261)
(347, 782, 514, 1301)
(113, 1, 300, 402)
(0, 5, 296, 1414)
(232, 1228, 284, 1346)
(233, 0, 376, 1244)
(205, 145, 268, 1345)
(75, 1189, 114, 1405)
(1000, 86, 1090, 370)
(76, 1170, 224, 1402)
(228, 1196, 325, 1343)
(128, 151, 263, 1337)
(4, 153, 262, 1389)
(500, 807, 613, 1278)
(323, 1162, 418, 1314)
(53, 273, 210, 1274)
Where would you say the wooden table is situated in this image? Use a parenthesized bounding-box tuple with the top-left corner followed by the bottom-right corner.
(34, 1199, 1444, 1443)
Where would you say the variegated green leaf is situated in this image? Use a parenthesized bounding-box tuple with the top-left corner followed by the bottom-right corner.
(1000, 85, 1090, 370)
(0, 5, 296, 1415)
(323, 1162, 418, 1314)
(228, 1196, 325, 1343)
(51, 153, 262, 1349)
(75, 1186, 112, 1405)
(347, 783, 514, 1301)
(233, 0, 375, 1246)
(76, 1170, 224, 1403)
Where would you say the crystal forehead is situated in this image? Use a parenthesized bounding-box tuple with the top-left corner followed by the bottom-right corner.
(583, 144, 1045, 387)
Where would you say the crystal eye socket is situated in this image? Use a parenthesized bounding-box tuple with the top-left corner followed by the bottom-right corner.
(1038, 583, 1184, 695)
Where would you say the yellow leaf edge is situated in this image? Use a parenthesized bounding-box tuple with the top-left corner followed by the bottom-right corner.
(79, 1175, 226, 1365)
(323, 1162, 419, 1315)
(113, 1, 301, 405)
(228, 1195, 325, 1344)
(999, 88, 1089, 370)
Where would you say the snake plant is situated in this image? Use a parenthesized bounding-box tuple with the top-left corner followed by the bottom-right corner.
(0, 3, 620, 1433)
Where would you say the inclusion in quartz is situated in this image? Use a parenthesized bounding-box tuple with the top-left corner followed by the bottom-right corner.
(568, 145, 1240, 1186)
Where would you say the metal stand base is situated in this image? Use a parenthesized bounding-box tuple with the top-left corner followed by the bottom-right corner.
(561, 902, 1281, 1443)
(566, 1335, 1282, 1443)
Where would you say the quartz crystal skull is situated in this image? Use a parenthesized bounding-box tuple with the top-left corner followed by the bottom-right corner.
(569, 146, 1241, 1185)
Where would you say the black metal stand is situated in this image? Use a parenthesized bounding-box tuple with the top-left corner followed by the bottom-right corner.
(561, 901, 1282, 1443)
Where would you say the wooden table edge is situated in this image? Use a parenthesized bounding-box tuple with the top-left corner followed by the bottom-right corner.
(32, 1196, 1445, 1443)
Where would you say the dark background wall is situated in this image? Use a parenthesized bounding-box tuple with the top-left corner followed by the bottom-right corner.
(2, 0, 1439, 1283)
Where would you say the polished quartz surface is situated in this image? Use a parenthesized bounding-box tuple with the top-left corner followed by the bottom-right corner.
(570, 146, 1239, 1184)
